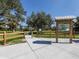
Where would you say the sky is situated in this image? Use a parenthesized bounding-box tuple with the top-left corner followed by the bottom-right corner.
(21, 0, 79, 17)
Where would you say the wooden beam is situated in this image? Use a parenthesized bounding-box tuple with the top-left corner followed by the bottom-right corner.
(56, 22, 58, 43)
(69, 21, 73, 43)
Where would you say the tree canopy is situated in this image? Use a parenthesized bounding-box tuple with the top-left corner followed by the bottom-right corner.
(0, 0, 25, 31)
(27, 11, 53, 31)
(74, 16, 79, 32)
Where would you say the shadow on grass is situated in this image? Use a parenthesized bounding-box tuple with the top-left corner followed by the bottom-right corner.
(33, 40, 52, 45)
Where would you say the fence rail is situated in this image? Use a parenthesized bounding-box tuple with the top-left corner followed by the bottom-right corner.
(0, 31, 25, 45)
(0, 34, 4, 36)
(32, 31, 75, 38)
(0, 31, 76, 45)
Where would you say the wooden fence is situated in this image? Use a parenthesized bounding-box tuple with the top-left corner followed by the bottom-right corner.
(32, 31, 75, 38)
(0, 31, 25, 45)
(0, 31, 75, 45)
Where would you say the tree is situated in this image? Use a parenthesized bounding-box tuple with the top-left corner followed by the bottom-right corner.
(74, 17, 79, 32)
(7, 15, 19, 31)
(0, 0, 25, 31)
(27, 11, 53, 31)
(0, 0, 24, 16)
(45, 14, 53, 29)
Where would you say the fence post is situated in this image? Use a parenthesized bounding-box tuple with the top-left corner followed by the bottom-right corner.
(23, 32, 25, 37)
(31, 31, 33, 37)
(3, 31, 7, 45)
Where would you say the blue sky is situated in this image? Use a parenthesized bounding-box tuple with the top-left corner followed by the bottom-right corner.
(21, 0, 79, 17)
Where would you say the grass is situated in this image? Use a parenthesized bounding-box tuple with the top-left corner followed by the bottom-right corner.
(7, 37, 25, 45)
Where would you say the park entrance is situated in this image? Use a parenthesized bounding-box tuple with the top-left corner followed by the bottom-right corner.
(55, 16, 74, 43)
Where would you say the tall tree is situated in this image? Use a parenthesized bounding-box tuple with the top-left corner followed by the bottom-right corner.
(0, 0, 25, 31)
(27, 11, 53, 31)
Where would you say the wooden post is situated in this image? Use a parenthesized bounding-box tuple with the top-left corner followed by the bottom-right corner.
(50, 30, 51, 38)
(31, 31, 33, 37)
(3, 31, 7, 45)
(23, 32, 25, 38)
(56, 22, 58, 43)
(69, 20, 73, 43)
(73, 30, 75, 39)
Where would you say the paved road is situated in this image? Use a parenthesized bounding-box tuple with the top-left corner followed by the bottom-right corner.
(0, 38, 79, 59)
